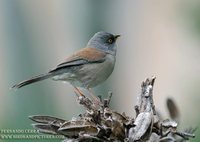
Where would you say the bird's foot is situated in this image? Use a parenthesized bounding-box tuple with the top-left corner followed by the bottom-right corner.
(74, 87, 101, 106)
(88, 88, 101, 106)
(74, 87, 84, 96)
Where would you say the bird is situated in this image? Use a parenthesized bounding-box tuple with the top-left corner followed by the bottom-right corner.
(11, 31, 120, 95)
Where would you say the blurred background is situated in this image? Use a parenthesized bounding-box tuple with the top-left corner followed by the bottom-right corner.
(0, 0, 200, 141)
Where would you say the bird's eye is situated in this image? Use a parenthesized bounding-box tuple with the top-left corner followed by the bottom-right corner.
(107, 38, 113, 44)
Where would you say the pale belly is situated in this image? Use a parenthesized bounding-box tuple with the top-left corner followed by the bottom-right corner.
(52, 54, 116, 88)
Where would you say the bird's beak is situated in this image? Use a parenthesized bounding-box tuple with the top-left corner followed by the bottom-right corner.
(114, 35, 121, 40)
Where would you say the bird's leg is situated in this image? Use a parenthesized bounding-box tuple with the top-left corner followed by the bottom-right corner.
(88, 88, 101, 105)
(74, 86, 84, 96)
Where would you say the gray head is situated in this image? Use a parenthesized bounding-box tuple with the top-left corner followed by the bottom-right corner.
(87, 31, 120, 55)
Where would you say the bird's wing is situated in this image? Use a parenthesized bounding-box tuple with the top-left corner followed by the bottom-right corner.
(49, 48, 106, 72)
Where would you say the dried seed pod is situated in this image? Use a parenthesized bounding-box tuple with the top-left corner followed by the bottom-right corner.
(128, 112, 153, 141)
(58, 120, 98, 137)
(110, 119, 125, 140)
(58, 125, 98, 137)
(112, 111, 128, 123)
(148, 133, 160, 142)
(166, 98, 180, 123)
(29, 115, 65, 126)
(162, 119, 177, 128)
(32, 123, 60, 135)
(63, 136, 104, 142)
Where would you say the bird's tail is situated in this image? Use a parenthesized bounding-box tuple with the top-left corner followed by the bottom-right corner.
(11, 73, 53, 89)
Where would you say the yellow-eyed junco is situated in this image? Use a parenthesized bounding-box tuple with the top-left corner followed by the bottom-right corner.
(12, 31, 120, 92)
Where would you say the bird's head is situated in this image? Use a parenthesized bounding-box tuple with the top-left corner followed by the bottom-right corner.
(87, 31, 120, 55)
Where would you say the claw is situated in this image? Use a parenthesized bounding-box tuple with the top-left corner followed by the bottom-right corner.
(74, 87, 84, 96)
(88, 88, 101, 105)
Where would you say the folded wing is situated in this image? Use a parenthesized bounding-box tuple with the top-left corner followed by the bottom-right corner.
(49, 47, 106, 73)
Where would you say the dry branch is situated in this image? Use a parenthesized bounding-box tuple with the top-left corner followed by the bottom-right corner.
(29, 77, 196, 142)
